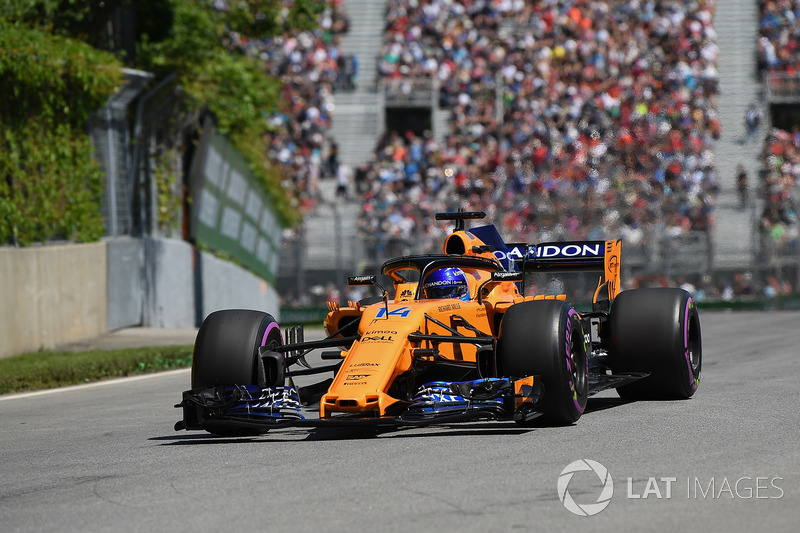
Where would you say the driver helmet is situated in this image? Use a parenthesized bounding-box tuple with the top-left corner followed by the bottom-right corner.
(423, 267, 469, 301)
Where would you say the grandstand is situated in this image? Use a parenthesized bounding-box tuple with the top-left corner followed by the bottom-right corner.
(278, 0, 799, 304)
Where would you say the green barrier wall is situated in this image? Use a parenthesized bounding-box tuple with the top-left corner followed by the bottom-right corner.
(189, 121, 283, 284)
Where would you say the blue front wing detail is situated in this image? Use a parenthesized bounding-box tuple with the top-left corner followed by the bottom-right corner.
(406, 378, 515, 417)
(205, 385, 304, 421)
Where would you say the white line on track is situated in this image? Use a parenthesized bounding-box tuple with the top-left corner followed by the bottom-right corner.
(0, 368, 190, 402)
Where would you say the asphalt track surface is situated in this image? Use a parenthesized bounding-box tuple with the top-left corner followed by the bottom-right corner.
(1, 311, 798, 532)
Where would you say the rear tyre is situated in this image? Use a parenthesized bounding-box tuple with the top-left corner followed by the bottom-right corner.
(191, 309, 282, 436)
(497, 300, 588, 425)
(610, 288, 701, 400)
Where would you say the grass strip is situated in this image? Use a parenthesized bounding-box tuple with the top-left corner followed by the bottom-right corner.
(0, 345, 193, 395)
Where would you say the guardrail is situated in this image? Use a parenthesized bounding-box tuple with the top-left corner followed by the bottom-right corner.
(381, 77, 438, 107)
(764, 71, 800, 103)
(279, 294, 800, 329)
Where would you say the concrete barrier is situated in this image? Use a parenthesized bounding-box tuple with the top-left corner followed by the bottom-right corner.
(198, 249, 281, 322)
(0, 243, 107, 358)
(1, 237, 281, 359)
(107, 238, 144, 330)
(142, 237, 195, 329)
(140, 238, 281, 328)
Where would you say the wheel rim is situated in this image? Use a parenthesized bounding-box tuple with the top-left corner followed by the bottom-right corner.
(569, 328, 587, 398)
(687, 316, 701, 376)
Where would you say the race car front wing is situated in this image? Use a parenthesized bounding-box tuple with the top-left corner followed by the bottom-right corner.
(175, 372, 650, 433)
(175, 376, 545, 432)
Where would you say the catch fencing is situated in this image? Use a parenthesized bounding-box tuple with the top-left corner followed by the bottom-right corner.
(89, 71, 180, 240)
(279, 216, 799, 306)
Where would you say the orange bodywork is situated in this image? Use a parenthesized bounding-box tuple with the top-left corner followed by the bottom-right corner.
(322, 297, 502, 417)
(319, 228, 621, 418)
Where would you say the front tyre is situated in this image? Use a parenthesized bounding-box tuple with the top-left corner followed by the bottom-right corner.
(190, 310, 282, 436)
(497, 300, 588, 425)
(192, 309, 283, 389)
(610, 288, 701, 400)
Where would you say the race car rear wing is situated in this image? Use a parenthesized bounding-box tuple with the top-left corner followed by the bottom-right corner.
(469, 224, 622, 305)
(512, 239, 622, 305)
(507, 240, 614, 271)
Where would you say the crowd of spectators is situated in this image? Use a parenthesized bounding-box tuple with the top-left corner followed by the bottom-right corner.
(227, 0, 798, 303)
(213, 0, 798, 304)
(757, 0, 800, 253)
(758, 128, 800, 252)
(217, 0, 354, 217)
(358, 0, 720, 263)
(757, 0, 800, 75)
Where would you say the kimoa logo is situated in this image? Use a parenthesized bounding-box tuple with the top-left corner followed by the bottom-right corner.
(557, 459, 614, 516)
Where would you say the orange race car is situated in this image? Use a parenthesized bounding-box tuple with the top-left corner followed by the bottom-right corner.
(176, 211, 701, 435)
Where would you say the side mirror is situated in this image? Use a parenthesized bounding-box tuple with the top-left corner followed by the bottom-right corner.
(347, 275, 376, 286)
(347, 276, 389, 316)
(477, 270, 525, 305)
(491, 271, 523, 282)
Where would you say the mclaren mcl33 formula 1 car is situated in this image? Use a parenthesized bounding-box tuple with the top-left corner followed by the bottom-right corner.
(176, 211, 701, 435)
